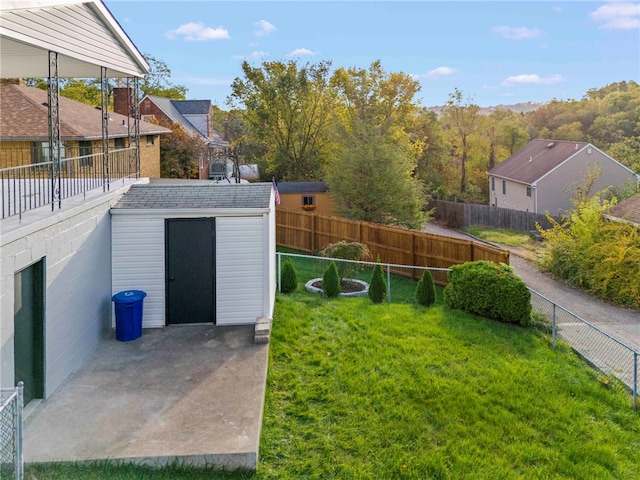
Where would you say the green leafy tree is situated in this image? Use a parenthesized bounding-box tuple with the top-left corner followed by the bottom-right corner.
(160, 122, 207, 178)
(228, 60, 335, 181)
(368, 256, 387, 304)
(322, 261, 341, 298)
(441, 88, 480, 194)
(140, 54, 188, 99)
(280, 261, 298, 294)
(327, 61, 425, 228)
(415, 269, 436, 307)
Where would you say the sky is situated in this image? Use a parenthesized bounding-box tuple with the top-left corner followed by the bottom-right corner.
(104, 0, 640, 108)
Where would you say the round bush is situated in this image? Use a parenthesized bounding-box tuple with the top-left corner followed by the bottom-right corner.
(323, 261, 341, 298)
(444, 261, 531, 326)
(280, 261, 298, 294)
(415, 269, 436, 307)
(369, 257, 387, 304)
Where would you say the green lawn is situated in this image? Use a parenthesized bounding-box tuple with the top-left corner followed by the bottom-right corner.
(463, 226, 542, 261)
(26, 257, 640, 479)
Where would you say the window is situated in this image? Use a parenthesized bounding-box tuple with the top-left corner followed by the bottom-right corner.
(31, 141, 65, 168)
(502, 180, 506, 195)
(114, 138, 126, 149)
(526, 186, 532, 197)
(79, 141, 93, 167)
(146, 135, 154, 146)
(491, 177, 495, 191)
(302, 195, 316, 209)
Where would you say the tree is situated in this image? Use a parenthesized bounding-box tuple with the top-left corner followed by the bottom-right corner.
(441, 88, 480, 194)
(228, 60, 335, 181)
(368, 256, 387, 304)
(160, 122, 207, 178)
(415, 269, 436, 307)
(327, 61, 425, 228)
(140, 54, 187, 99)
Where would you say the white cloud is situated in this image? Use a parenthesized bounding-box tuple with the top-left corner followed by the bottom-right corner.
(493, 25, 545, 40)
(254, 19, 276, 37)
(415, 66, 457, 80)
(501, 74, 565, 87)
(176, 74, 234, 86)
(233, 51, 270, 60)
(590, 2, 640, 30)
(286, 48, 317, 56)
(164, 22, 230, 41)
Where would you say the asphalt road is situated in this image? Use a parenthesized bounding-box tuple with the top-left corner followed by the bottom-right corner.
(423, 222, 640, 351)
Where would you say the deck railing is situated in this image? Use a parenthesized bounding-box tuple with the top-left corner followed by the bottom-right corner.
(1, 146, 139, 219)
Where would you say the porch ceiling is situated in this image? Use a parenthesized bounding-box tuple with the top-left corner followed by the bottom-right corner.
(0, 0, 148, 78)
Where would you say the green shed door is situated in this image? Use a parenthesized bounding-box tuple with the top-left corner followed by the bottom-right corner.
(14, 259, 45, 405)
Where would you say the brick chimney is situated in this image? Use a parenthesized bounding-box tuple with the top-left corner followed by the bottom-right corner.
(112, 87, 134, 116)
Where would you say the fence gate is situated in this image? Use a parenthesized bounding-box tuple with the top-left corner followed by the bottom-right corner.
(0, 382, 23, 480)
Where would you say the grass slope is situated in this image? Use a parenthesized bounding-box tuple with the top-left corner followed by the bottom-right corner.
(260, 293, 639, 479)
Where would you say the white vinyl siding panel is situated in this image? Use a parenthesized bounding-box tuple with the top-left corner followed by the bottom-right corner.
(111, 216, 165, 328)
(0, 3, 145, 77)
(216, 217, 264, 325)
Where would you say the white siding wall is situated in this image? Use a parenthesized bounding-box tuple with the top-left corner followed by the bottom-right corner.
(1, 195, 116, 395)
(216, 216, 264, 325)
(537, 149, 637, 216)
(111, 216, 165, 328)
(491, 177, 534, 212)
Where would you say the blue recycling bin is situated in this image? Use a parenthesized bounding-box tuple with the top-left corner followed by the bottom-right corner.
(112, 290, 146, 341)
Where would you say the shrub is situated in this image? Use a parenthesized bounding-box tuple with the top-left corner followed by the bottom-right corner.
(368, 256, 387, 304)
(415, 269, 436, 307)
(444, 261, 531, 326)
(323, 261, 341, 298)
(280, 261, 298, 294)
(320, 241, 371, 281)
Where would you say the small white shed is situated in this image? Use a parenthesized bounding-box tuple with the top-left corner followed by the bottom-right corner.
(110, 182, 276, 327)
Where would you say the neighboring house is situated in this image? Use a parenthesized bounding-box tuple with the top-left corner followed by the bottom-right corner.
(605, 194, 640, 228)
(277, 182, 334, 216)
(111, 182, 276, 327)
(114, 90, 227, 179)
(488, 139, 638, 216)
(0, 82, 170, 178)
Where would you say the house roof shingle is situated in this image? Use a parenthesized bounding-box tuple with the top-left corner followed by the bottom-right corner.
(112, 182, 273, 210)
(0, 84, 170, 140)
(607, 194, 640, 226)
(489, 139, 590, 185)
(173, 100, 212, 115)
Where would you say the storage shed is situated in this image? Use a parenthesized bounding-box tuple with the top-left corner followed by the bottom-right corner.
(110, 182, 276, 327)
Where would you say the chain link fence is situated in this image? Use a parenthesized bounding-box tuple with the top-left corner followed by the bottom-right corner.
(277, 252, 639, 410)
(0, 382, 23, 480)
(529, 289, 637, 410)
(276, 251, 450, 303)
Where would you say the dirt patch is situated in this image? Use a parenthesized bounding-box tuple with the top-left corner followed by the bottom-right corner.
(311, 279, 366, 294)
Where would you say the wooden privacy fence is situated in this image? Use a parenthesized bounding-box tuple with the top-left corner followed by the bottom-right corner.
(430, 199, 560, 232)
(276, 209, 509, 285)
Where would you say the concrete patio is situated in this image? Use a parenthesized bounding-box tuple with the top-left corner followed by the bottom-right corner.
(23, 324, 269, 470)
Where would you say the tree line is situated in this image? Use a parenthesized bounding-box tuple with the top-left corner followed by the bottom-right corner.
(223, 60, 638, 228)
(26, 56, 639, 229)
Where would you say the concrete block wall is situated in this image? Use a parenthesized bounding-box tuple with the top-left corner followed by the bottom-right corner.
(0, 186, 130, 396)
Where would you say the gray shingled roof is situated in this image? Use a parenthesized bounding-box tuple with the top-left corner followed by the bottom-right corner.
(489, 139, 591, 184)
(278, 182, 328, 194)
(112, 183, 272, 210)
(173, 100, 212, 115)
(144, 94, 201, 137)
